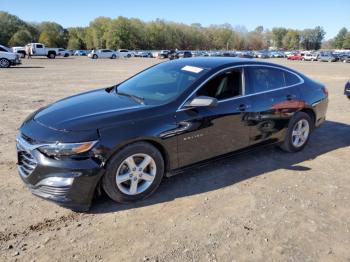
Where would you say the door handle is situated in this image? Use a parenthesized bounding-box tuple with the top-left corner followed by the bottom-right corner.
(237, 104, 250, 111)
(286, 94, 296, 100)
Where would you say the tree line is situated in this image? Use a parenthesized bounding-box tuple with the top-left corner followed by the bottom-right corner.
(1, 11, 349, 51)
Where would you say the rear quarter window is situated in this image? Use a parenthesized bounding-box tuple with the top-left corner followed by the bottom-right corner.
(284, 71, 301, 86)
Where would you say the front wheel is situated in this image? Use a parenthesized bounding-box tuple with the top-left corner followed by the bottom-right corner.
(93, 54, 98, 59)
(0, 58, 10, 68)
(102, 142, 164, 203)
(279, 112, 313, 152)
(111, 54, 116, 59)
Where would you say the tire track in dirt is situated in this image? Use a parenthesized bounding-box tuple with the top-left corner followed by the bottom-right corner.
(0, 212, 81, 247)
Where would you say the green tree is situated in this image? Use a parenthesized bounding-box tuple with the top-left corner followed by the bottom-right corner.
(67, 27, 87, 49)
(300, 26, 325, 50)
(89, 17, 112, 48)
(342, 32, 350, 49)
(282, 30, 300, 50)
(8, 29, 33, 46)
(334, 27, 348, 49)
(0, 11, 28, 45)
(272, 27, 288, 48)
(37, 22, 68, 47)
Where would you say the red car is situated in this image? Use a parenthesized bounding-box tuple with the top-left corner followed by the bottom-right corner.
(287, 53, 304, 60)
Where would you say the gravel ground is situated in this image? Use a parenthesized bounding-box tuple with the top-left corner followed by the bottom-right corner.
(0, 57, 349, 262)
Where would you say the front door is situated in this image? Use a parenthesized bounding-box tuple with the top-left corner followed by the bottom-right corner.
(175, 68, 252, 167)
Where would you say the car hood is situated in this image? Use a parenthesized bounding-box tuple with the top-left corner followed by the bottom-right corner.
(34, 88, 145, 131)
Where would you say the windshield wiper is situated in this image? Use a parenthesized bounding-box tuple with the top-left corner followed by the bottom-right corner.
(116, 90, 145, 105)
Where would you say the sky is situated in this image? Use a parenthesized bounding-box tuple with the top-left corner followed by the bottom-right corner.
(1, 0, 349, 39)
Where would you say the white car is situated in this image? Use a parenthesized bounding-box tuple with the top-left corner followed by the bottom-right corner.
(0, 45, 21, 68)
(88, 49, 117, 59)
(12, 46, 26, 58)
(303, 53, 318, 61)
(116, 49, 133, 58)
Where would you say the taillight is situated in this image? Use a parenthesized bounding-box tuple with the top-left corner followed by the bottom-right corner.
(322, 87, 329, 97)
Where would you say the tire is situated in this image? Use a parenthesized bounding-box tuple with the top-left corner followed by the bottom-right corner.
(102, 142, 164, 203)
(279, 112, 313, 153)
(0, 58, 10, 68)
(48, 53, 56, 59)
(93, 54, 98, 59)
(127, 54, 131, 58)
(111, 54, 116, 59)
(347, 96, 350, 100)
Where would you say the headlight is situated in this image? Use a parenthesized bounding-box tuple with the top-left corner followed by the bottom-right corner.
(38, 141, 98, 157)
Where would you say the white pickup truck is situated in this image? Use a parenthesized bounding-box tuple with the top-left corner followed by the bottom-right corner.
(26, 43, 60, 59)
(0, 45, 21, 68)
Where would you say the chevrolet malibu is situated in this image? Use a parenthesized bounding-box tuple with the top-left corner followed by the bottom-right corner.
(16, 58, 328, 211)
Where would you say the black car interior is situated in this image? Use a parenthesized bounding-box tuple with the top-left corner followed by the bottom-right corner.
(197, 70, 242, 100)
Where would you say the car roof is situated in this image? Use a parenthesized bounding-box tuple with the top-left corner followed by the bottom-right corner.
(164, 57, 287, 70)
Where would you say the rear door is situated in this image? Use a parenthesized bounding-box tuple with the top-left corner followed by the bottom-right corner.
(244, 65, 303, 145)
(175, 67, 252, 167)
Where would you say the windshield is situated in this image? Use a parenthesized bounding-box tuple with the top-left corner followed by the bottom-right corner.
(0, 45, 11, 52)
(115, 62, 208, 105)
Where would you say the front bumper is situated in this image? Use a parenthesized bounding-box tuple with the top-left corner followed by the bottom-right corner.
(16, 134, 104, 211)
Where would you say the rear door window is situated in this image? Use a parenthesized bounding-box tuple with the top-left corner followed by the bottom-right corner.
(246, 67, 285, 94)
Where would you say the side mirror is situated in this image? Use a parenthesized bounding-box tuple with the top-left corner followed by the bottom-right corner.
(185, 96, 218, 108)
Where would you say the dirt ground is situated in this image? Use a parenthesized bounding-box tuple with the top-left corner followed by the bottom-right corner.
(0, 57, 349, 262)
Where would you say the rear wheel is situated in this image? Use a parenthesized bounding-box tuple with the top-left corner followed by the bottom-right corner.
(102, 142, 164, 203)
(111, 54, 116, 59)
(48, 53, 56, 59)
(0, 58, 10, 68)
(279, 112, 313, 152)
(93, 54, 98, 59)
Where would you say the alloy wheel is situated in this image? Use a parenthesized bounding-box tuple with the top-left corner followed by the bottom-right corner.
(292, 119, 310, 147)
(115, 153, 156, 195)
(0, 58, 10, 68)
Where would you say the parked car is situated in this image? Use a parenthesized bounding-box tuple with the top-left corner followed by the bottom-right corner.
(12, 46, 26, 58)
(318, 53, 337, 62)
(345, 80, 350, 100)
(158, 50, 170, 59)
(255, 51, 269, 58)
(116, 49, 133, 58)
(177, 51, 192, 58)
(88, 49, 117, 59)
(74, 50, 88, 56)
(16, 57, 328, 211)
(0, 44, 21, 68)
(136, 51, 153, 58)
(340, 55, 350, 63)
(26, 43, 60, 59)
(287, 53, 304, 60)
(303, 53, 318, 61)
(58, 48, 70, 57)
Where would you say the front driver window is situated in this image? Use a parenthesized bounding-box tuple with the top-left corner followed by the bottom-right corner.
(197, 69, 243, 100)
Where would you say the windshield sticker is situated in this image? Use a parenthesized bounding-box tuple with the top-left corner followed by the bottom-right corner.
(181, 65, 203, 73)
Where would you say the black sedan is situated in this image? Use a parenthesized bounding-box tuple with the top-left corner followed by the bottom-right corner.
(16, 58, 328, 211)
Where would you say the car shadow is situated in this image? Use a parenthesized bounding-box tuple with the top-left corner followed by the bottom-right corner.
(90, 120, 350, 214)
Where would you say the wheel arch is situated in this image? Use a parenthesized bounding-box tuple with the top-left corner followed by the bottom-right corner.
(298, 108, 316, 128)
(105, 137, 170, 173)
(94, 138, 170, 198)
